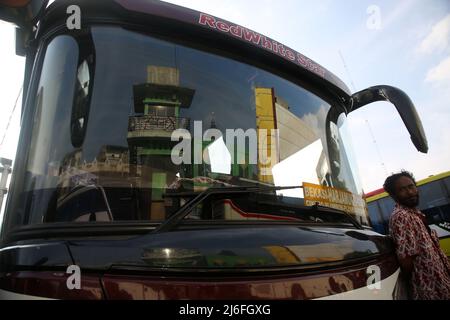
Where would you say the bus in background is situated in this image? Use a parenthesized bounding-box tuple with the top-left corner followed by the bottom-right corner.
(365, 171, 450, 258)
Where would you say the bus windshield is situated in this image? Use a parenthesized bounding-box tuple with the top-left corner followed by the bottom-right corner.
(5, 26, 368, 230)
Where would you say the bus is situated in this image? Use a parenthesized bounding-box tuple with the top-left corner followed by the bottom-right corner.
(366, 171, 450, 258)
(0, 0, 428, 300)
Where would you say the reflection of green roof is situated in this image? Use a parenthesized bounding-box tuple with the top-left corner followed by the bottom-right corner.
(143, 98, 181, 107)
(133, 83, 195, 113)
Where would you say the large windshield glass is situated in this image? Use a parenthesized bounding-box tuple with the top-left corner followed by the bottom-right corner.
(5, 26, 368, 230)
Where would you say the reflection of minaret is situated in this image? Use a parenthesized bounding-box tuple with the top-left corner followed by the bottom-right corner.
(210, 112, 217, 130)
(199, 112, 219, 177)
(127, 66, 195, 220)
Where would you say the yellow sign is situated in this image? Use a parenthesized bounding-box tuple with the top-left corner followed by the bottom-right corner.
(303, 182, 368, 223)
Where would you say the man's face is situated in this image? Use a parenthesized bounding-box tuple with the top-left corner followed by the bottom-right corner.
(393, 176, 419, 208)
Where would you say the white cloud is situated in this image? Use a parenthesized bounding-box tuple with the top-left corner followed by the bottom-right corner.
(382, 0, 419, 31)
(425, 55, 450, 84)
(418, 14, 450, 55)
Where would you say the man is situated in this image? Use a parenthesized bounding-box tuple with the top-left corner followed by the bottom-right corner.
(384, 171, 450, 300)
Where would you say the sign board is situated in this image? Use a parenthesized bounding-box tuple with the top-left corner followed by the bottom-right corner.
(303, 182, 368, 223)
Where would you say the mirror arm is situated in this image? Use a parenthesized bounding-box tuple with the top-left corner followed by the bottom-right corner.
(349, 85, 428, 154)
(0, 0, 48, 28)
(1, 0, 48, 57)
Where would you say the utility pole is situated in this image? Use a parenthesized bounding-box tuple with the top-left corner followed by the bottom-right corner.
(338, 50, 389, 177)
(0, 158, 12, 215)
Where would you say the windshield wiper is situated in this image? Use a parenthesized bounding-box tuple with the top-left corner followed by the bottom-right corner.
(308, 203, 363, 230)
(154, 185, 302, 233)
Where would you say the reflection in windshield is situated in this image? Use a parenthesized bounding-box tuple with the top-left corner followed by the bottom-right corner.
(273, 140, 324, 199)
(5, 26, 368, 230)
(137, 227, 382, 269)
(205, 136, 232, 175)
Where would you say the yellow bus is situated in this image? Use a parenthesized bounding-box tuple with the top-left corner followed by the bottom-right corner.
(365, 171, 450, 257)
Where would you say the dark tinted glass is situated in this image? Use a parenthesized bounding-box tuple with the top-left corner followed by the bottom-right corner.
(5, 27, 367, 229)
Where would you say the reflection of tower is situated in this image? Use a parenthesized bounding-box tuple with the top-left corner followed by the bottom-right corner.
(255, 88, 278, 184)
(254, 88, 319, 185)
(200, 113, 254, 181)
(210, 112, 217, 130)
(196, 113, 218, 179)
(127, 66, 195, 220)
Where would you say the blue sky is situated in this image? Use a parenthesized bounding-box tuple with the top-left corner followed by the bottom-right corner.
(0, 0, 449, 207)
(156, 0, 450, 192)
(157, 0, 450, 192)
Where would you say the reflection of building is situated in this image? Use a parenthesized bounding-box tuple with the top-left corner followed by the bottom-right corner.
(58, 146, 138, 191)
(254, 88, 318, 184)
(127, 66, 195, 220)
(97, 145, 129, 165)
(60, 146, 132, 175)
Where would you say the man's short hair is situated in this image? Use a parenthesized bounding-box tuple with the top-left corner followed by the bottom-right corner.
(383, 170, 417, 197)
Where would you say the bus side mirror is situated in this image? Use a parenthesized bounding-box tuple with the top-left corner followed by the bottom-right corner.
(0, 0, 48, 55)
(349, 85, 428, 154)
(0, 0, 48, 27)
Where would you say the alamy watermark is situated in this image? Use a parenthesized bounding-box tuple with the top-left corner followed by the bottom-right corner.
(366, 5, 382, 30)
(171, 121, 279, 176)
(366, 265, 381, 290)
(66, 265, 81, 290)
(66, 5, 81, 30)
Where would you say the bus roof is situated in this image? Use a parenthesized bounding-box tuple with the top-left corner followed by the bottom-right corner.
(365, 171, 450, 203)
(43, 0, 352, 101)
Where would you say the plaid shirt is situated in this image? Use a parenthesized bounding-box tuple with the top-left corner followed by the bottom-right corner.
(389, 204, 450, 300)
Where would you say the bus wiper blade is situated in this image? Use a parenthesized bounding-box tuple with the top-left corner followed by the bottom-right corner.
(309, 203, 363, 229)
(154, 185, 301, 234)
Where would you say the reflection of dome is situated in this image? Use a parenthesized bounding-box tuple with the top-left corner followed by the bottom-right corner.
(59, 146, 132, 174)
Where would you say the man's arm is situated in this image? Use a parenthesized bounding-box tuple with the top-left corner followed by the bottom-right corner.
(389, 212, 420, 280)
(397, 255, 415, 280)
